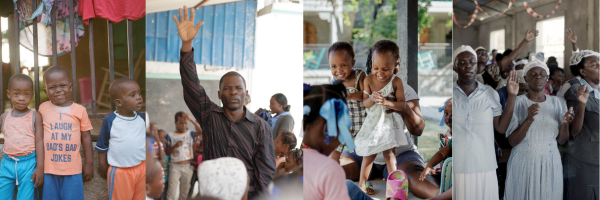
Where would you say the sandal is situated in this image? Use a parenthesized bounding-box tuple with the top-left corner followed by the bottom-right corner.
(365, 181, 375, 195)
(386, 170, 408, 200)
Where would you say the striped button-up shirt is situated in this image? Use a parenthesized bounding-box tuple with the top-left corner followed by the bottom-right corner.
(180, 49, 276, 198)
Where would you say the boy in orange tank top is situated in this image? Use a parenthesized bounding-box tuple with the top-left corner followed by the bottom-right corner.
(0, 74, 45, 199)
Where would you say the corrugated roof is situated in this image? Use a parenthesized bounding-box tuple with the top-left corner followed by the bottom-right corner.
(146, 1, 257, 68)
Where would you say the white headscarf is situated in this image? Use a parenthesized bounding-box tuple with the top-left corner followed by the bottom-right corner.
(570, 50, 600, 66)
(516, 59, 529, 66)
(198, 157, 248, 200)
(523, 58, 550, 79)
(474, 46, 486, 52)
(453, 45, 477, 70)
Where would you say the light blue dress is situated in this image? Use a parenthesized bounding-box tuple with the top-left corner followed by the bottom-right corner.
(504, 95, 566, 200)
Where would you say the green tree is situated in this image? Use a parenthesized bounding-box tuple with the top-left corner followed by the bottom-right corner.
(347, 0, 433, 46)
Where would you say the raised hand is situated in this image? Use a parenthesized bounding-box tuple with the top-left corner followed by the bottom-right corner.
(173, 6, 204, 43)
(576, 85, 589, 105)
(506, 69, 520, 96)
(527, 103, 541, 122)
(563, 107, 574, 124)
(420, 166, 435, 181)
(524, 28, 539, 42)
(566, 28, 577, 44)
(194, 0, 210, 9)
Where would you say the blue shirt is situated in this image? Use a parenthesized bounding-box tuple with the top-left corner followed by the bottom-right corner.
(497, 86, 509, 110)
(96, 111, 146, 168)
(453, 81, 501, 173)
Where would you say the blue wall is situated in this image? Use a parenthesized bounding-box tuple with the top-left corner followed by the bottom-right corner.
(146, 1, 257, 68)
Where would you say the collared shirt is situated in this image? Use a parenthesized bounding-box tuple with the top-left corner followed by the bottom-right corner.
(453, 81, 501, 173)
(179, 49, 276, 197)
(579, 78, 600, 99)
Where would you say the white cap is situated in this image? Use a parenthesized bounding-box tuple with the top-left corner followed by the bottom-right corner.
(523, 58, 549, 79)
(453, 45, 477, 70)
(198, 157, 249, 200)
(570, 50, 600, 66)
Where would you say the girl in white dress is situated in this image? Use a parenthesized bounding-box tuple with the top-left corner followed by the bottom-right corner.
(354, 40, 407, 194)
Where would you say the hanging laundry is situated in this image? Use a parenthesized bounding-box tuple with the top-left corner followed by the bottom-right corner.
(78, 0, 145, 25)
(14, 0, 85, 57)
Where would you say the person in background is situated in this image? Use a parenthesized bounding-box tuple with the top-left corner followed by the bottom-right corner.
(482, 30, 539, 89)
(562, 48, 599, 200)
(270, 93, 294, 139)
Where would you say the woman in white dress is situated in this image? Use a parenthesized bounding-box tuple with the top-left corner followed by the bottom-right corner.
(503, 59, 575, 200)
(452, 43, 522, 200)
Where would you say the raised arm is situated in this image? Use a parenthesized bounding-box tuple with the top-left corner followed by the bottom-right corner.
(566, 85, 588, 137)
(500, 29, 539, 69)
(494, 70, 518, 133)
(558, 107, 574, 145)
(174, 6, 215, 123)
(184, 113, 203, 136)
(566, 28, 578, 51)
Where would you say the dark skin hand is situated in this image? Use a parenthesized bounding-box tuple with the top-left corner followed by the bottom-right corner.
(566, 28, 578, 51)
(497, 29, 539, 79)
(32, 112, 44, 187)
(569, 85, 589, 137)
(82, 130, 94, 181)
(0, 112, 45, 187)
(385, 98, 425, 136)
(98, 152, 108, 179)
(507, 67, 572, 146)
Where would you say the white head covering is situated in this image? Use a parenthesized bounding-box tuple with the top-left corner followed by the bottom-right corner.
(453, 45, 477, 69)
(523, 58, 550, 79)
(570, 50, 600, 66)
(198, 157, 248, 200)
(516, 59, 529, 66)
(529, 52, 545, 63)
(474, 46, 486, 52)
(516, 69, 526, 84)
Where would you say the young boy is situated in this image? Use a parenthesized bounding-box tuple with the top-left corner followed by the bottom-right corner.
(96, 78, 146, 200)
(157, 129, 170, 200)
(39, 66, 94, 199)
(164, 112, 201, 200)
(0, 74, 44, 199)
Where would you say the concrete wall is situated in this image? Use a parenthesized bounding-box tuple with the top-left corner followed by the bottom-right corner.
(147, 78, 221, 133)
(453, 0, 600, 77)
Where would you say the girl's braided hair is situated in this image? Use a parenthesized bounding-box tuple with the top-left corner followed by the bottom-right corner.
(279, 131, 297, 152)
(287, 148, 303, 165)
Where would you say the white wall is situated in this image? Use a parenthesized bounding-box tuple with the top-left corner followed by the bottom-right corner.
(254, 4, 304, 147)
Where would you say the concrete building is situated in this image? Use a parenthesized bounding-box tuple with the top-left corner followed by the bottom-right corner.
(453, 0, 600, 76)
